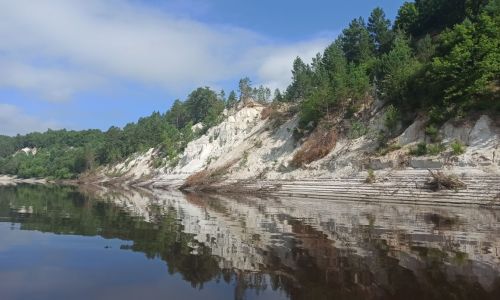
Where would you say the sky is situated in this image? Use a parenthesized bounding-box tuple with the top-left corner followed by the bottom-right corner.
(0, 0, 405, 136)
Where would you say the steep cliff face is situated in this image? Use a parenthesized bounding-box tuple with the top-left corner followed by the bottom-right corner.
(92, 102, 500, 190)
(156, 103, 268, 184)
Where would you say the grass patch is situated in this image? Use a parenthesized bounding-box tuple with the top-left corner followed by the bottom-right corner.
(425, 124, 440, 142)
(427, 143, 445, 155)
(365, 169, 376, 184)
(151, 157, 165, 168)
(377, 143, 402, 156)
(348, 120, 368, 139)
(383, 105, 399, 135)
(450, 140, 466, 155)
(409, 142, 428, 156)
(410, 142, 445, 156)
(239, 151, 249, 168)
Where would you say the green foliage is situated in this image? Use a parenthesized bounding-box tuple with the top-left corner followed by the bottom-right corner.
(295, 0, 498, 134)
(395, 0, 487, 37)
(377, 32, 421, 105)
(383, 105, 400, 134)
(368, 7, 393, 54)
(296, 41, 372, 127)
(166, 99, 190, 129)
(238, 77, 253, 101)
(410, 142, 428, 156)
(341, 17, 375, 64)
(286, 57, 314, 102)
(185, 87, 222, 125)
(395, 2, 419, 34)
(226, 90, 238, 108)
(428, 3, 500, 113)
(253, 85, 272, 103)
(451, 139, 466, 155)
(415, 34, 436, 62)
(0, 135, 16, 157)
(347, 63, 371, 101)
(409, 142, 444, 156)
(323, 42, 349, 99)
(425, 124, 440, 142)
(273, 88, 284, 102)
(377, 143, 402, 156)
(348, 120, 368, 139)
(298, 84, 332, 127)
(0, 86, 226, 179)
(428, 143, 446, 155)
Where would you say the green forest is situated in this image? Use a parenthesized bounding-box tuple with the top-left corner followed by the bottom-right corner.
(1, 0, 498, 179)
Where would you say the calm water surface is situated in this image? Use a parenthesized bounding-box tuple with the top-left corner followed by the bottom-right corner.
(0, 184, 499, 300)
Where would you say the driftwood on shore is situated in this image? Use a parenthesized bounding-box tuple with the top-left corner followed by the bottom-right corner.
(426, 170, 466, 191)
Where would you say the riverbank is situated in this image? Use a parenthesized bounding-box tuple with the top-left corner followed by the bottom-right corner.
(196, 168, 500, 208)
(2, 167, 500, 209)
(0, 175, 47, 186)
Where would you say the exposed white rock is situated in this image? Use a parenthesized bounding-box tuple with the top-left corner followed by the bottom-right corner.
(441, 120, 472, 144)
(18, 147, 37, 155)
(94, 99, 499, 188)
(93, 148, 156, 185)
(469, 115, 496, 147)
(153, 103, 267, 185)
(398, 117, 426, 145)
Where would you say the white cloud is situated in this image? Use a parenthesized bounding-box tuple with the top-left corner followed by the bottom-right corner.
(0, 104, 60, 136)
(0, 0, 336, 101)
(254, 38, 332, 91)
(0, 61, 103, 102)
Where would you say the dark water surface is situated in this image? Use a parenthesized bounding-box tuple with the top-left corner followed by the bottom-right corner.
(0, 184, 499, 300)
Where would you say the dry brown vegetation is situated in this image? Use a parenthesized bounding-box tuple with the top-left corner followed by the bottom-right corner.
(291, 126, 337, 168)
(260, 105, 273, 120)
(426, 170, 466, 191)
(181, 159, 238, 190)
(261, 103, 295, 131)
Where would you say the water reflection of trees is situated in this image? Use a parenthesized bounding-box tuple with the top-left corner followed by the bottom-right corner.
(1, 184, 500, 300)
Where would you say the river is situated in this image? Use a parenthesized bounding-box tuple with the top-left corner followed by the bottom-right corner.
(0, 184, 499, 300)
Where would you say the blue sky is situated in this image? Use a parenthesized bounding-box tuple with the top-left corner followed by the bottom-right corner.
(0, 0, 404, 136)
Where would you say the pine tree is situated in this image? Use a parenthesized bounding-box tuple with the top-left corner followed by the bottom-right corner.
(226, 90, 238, 109)
(286, 57, 313, 102)
(368, 7, 393, 55)
(341, 17, 375, 64)
(238, 77, 253, 102)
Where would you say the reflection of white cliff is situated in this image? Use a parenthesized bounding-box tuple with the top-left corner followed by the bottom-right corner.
(82, 185, 159, 223)
(95, 188, 500, 290)
(155, 192, 294, 271)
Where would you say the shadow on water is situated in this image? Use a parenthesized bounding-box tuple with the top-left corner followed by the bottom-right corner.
(1, 184, 500, 300)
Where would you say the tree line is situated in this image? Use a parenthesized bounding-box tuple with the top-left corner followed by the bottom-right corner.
(0, 86, 235, 179)
(282, 0, 499, 129)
